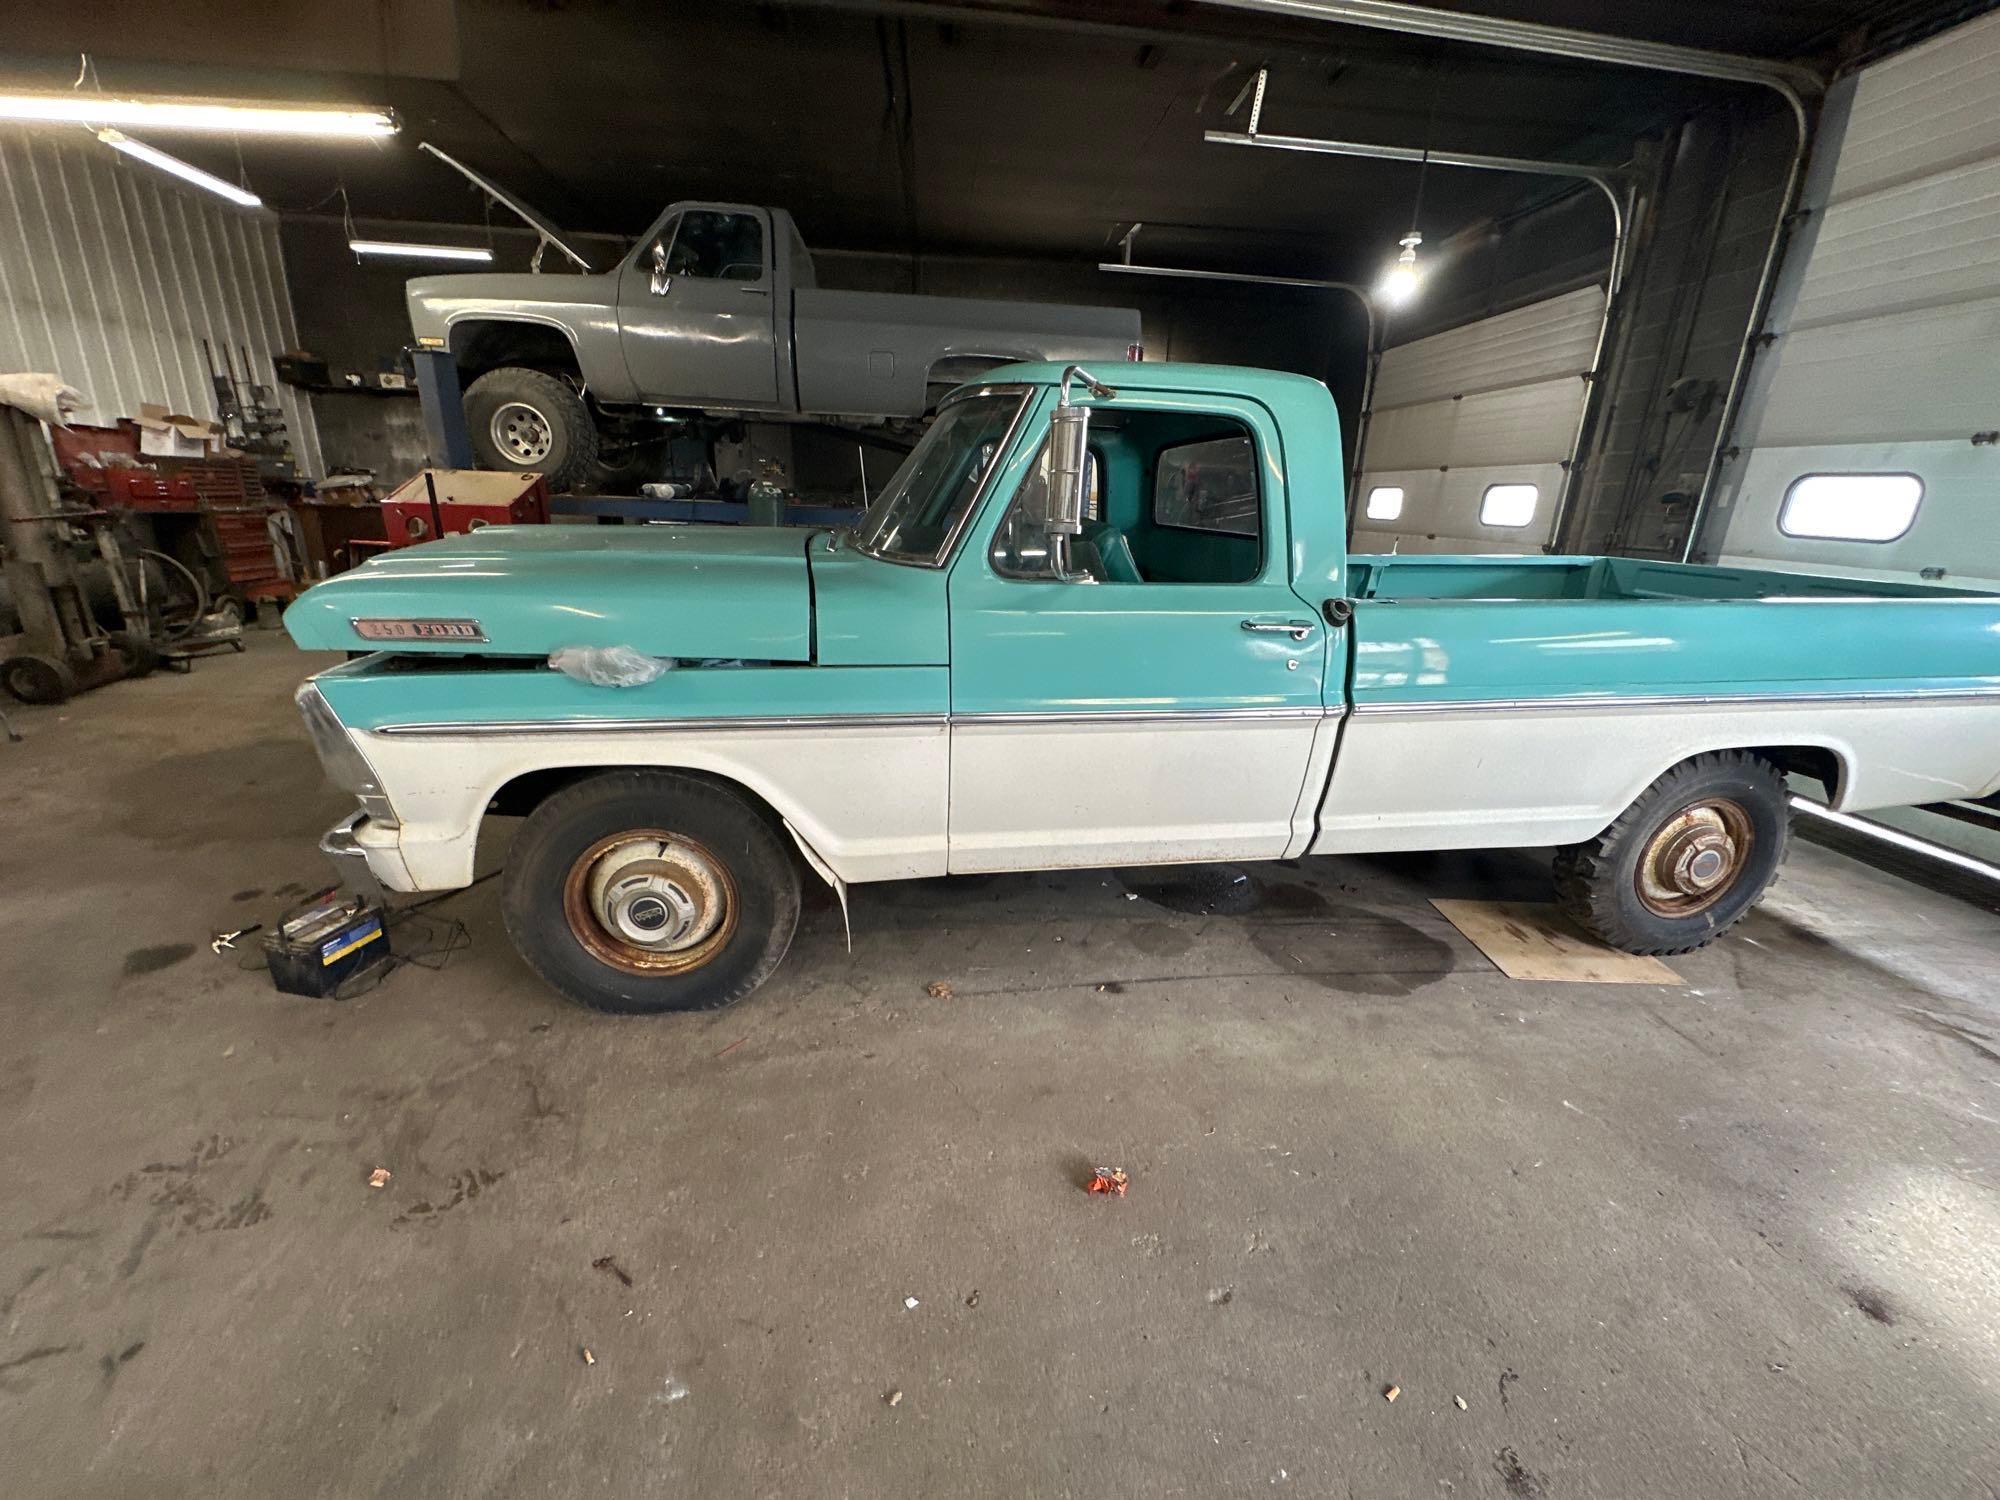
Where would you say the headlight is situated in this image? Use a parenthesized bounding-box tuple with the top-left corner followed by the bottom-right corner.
(295, 682, 399, 828)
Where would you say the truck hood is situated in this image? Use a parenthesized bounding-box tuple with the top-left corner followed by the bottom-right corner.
(284, 525, 816, 661)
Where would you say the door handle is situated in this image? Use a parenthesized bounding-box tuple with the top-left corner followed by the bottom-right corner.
(1241, 618, 1316, 641)
(739, 285, 770, 296)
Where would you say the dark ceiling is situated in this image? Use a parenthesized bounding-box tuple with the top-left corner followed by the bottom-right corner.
(0, 0, 1965, 281)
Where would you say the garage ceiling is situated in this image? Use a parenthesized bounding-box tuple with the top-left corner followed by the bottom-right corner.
(0, 0, 1964, 281)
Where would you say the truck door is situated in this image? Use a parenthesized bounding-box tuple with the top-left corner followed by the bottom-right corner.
(617, 206, 780, 408)
(945, 393, 1329, 872)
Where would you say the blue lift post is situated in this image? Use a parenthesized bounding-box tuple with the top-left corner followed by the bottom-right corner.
(411, 347, 474, 469)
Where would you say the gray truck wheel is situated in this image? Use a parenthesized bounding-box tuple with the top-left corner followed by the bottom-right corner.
(501, 770, 801, 1014)
(1553, 750, 1790, 955)
(464, 366, 599, 493)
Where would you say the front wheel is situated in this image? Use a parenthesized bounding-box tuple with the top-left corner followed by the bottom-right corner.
(1553, 750, 1790, 955)
(464, 366, 600, 494)
(501, 771, 801, 1014)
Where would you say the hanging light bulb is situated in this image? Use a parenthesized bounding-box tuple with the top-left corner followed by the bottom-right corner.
(1379, 230, 1422, 306)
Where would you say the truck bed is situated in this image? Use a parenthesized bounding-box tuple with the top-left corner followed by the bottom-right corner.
(1345, 553, 1996, 602)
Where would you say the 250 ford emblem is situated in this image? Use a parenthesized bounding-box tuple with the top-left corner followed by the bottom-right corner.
(351, 618, 487, 642)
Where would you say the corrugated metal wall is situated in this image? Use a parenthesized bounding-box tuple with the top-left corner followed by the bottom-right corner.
(1352, 285, 1604, 554)
(1707, 9, 2000, 585)
(0, 124, 322, 475)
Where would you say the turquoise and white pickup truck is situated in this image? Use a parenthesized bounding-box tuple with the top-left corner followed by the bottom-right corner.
(285, 362, 2000, 1013)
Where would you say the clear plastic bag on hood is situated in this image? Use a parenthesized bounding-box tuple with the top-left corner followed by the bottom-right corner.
(548, 645, 674, 687)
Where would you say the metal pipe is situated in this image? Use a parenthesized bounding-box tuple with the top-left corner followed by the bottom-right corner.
(1676, 101, 1813, 563)
(1790, 796, 2000, 885)
(1198, 0, 1823, 95)
(1206, 121, 1630, 538)
(1195, 5, 1820, 568)
(1097, 259, 1380, 489)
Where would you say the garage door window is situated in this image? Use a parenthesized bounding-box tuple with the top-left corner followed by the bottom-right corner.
(1479, 483, 1539, 528)
(1778, 473, 1923, 542)
(1364, 485, 1404, 521)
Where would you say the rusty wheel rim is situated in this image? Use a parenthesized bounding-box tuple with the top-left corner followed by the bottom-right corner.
(1636, 798, 1755, 918)
(561, 829, 737, 976)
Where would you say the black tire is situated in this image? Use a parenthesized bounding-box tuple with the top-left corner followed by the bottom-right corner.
(108, 631, 160, 678)
(1, 653, 75, 705)
(1554, 750, 1790, 955)
(464, 366, 599, 494)
(501, 770, 801, 1014)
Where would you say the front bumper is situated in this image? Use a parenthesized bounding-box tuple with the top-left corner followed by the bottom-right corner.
(320, 810, 415, 893)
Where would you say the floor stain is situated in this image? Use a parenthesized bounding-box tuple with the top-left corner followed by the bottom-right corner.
(230, 888, 263, 903)
(123, 943, 195, 976)
(1845, 1284, 1897, 1325)
(1900, 1008, 2000, 1066)
(1118, 865, 1261, 917)
(1494, 1446, 1546, 1498)
(1241, 910, 1456, 997)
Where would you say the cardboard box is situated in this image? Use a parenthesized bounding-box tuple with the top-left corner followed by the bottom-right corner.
(135, 402, 223, 458)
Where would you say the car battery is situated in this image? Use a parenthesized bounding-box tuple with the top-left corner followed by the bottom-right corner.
(380, 468, 550, 548)
(263, 888, 391, 997)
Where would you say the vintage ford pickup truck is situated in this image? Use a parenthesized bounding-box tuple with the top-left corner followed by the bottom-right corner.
(285, 362, 2000, 1013)
(407, 199, 1140, 490)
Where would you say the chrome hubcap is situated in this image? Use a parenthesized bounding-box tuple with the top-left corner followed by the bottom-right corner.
(490, 401, 553, 464)
(1637, 800, 1753, 917)
(585, 836, 726, 954)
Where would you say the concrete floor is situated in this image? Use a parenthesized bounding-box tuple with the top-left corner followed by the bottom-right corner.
(2, 633, 1997, 1499)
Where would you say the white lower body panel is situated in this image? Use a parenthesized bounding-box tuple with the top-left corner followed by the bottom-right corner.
(946, 713, 1324, 873)
(353, 719, 950, 891)
(1311, 696, 2000, 854)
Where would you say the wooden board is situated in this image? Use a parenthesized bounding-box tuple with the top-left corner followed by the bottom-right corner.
(1431, 900, 1684, 985)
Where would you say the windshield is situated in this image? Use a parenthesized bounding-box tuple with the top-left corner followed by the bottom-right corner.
(849, 391, 1027, 565)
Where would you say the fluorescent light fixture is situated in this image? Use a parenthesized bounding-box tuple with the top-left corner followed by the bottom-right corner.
(96, 130, 259, 207)
(0, 91, 395, 137)
(349, 239, 495, 263)
(1377, 230, 1423, 306)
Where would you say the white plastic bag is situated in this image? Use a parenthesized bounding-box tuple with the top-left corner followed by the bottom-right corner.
(548, 645, 674, 687)
(0, 374, 86, 426)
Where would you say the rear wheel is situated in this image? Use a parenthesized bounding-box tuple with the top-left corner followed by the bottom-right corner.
(1553, 750, 1790, 954)
(464, 366, 600, 494)
(501, 771, 801, 1013)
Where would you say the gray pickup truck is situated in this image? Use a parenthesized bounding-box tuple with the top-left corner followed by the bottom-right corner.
(408, 199, 1141, 491)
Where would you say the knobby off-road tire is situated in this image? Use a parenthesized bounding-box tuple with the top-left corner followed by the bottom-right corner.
(1553, 750, 1790, 955)
(464, 366, 600, 494)
(502, 771, 801, 1014)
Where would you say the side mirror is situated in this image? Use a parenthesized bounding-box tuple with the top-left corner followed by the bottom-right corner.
(649, 242, 672, 297)
(1047, 402, 1091, 541)
(1046, 365, 1115, 583)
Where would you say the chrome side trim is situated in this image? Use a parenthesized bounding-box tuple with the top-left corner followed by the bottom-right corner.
(371, 706, 1332, 737)
(1350, 687, 2000, 717)
(953, 706, 1325, 727)
(372, 712, 949, 738)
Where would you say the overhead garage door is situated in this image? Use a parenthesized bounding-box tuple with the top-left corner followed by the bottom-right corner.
(1708, 9, 2000, 587)
(1351, 284, 1604, 555)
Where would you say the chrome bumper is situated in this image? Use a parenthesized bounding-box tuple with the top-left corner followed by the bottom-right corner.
(320, 810, 386, 894)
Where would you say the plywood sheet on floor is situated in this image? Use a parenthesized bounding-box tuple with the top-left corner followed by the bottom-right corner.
(1432, 899, 1684, 984)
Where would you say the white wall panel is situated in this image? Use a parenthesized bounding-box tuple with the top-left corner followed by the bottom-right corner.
(1712, 9, 2000, 585)
(0, 125, 321, 475)
(1350, 461, 1565, 556)
(1370, 285, 1603, 408)
(1826, 13, 2000, 203)
(1357, 286, 1602, 553)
